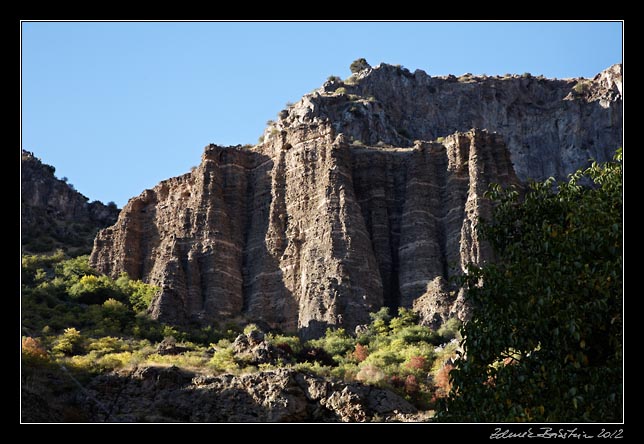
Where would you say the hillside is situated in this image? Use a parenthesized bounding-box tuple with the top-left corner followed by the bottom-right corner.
(21, 150, 120, 255)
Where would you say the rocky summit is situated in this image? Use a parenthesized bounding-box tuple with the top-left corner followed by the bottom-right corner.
(90, 63, 622, 338)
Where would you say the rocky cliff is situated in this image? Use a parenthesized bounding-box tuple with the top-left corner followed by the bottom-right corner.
(21, 150, 120, 254)
(90, 63, 622, 337)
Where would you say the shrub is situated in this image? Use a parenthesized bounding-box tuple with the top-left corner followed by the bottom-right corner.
(52, 327, 84, 356)
(406, 355, 427, 371)
(335, 87, 347, 95)
(437, 317, 462, 342)
(243, 323, 261, 335)
(296, 346, 336, 367)
(573, 80, 591, 95)
(266, 333, 302, 354)
(395, 325, 438, 345)
(350, 58, 371, 73)
(115, 274, 158, 313)
(353, 343, 369, 362)
(307, 328, 355, 359)
(356, 364, 385, 384)
(434, 363, 453, 398)
(209, 348, 239, 373)
(327, 75, 341, 83)
(404, 374, 419, 394)
(68, 274, 122, 304)
(389, 308, 418, 332)
(22, 337, 48, 364)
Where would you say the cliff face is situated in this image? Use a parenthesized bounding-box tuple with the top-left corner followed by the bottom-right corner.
(90, 64, 622, 337)
(312, 63, 622, 181)
(21, 150, 120, 254)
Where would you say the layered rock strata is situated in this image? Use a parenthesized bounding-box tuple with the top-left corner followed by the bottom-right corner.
(91, 64, 622, 336)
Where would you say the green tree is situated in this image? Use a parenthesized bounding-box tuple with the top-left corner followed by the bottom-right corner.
(437, 150, 622, 422)
(52, 327, 85, 356)
(350, 58, 371, 74)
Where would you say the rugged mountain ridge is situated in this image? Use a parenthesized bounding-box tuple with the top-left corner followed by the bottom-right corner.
(90, 63, 622, 337)
(21, 150, 120, 254)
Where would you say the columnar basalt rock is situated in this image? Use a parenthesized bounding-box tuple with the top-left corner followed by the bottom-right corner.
(90, 64, 622, 336)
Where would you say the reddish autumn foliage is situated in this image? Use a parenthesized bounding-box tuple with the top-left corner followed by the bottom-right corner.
(389, 375, 405, 388)
(434, 363, 454, 397)
(405, 374, 419, 394)
(22, 336, 48, 363)
(406, 355, 427, 371)
(353, 343, 369, 362)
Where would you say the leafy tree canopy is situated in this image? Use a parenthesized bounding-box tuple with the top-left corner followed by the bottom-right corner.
(437, 150, 623, 422)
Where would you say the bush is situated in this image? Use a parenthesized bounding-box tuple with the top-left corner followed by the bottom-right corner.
(406, 355, 427, 371)
(327, 75, 341, 83)
(68, 274, 122, 304)
(52, 327, 84, 356)
(308, 328, 355, 359)
(335, 87, 347, 95)
(350, 58, 371, 73)
(115, 273, 158, 313)
(404, 374, 419, 394)
(209, 348, 239, 373)
(356, 364, 385, 384)
(296, 346, 336, 367)
(353, 343, 369, 362)
(266, 333, 302, 354)
(573, 80, 591, 95)
(22, 336, 49, 364)
(437, 317, 461, 342)
(434, 363, 453, 398)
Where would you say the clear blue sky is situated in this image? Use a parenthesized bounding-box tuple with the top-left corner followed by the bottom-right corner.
(22, 21, 623, 207)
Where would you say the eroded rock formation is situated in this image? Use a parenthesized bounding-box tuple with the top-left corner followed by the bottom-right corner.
(79, 366, 426, 422)
(90, 63, 622, 336)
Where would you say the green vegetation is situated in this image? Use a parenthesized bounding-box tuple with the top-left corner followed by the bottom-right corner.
(350, 58, 370, 73)
(327, 75, 341, 83)
(335, 87, 347, 95)
(437, 150, 623, 422)
(573, 80, 591, 96)
(24, 151, 621, 421)
(22, 251, 461, 411)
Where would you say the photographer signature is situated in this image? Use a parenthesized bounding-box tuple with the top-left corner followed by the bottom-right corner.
(490, 427, 623, 439)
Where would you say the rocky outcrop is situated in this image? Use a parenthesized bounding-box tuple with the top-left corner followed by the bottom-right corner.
(90, 64, 622, 336)
(21, 150, 120, 254)
(79, 366, 426, 422)
(309, 63, 622, 181)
